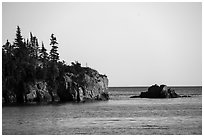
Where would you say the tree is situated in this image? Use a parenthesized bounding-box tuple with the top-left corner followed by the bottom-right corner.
(2, 40, 14, 79)
(39, 42, 49, 63)
(12, 26, 34, 103)
(47, 34, 60, 101)
(2, 40, 16, 103)
(28, 32, 40, 66)
(38, 42, 49, 79)
(3, 40, 12, 54)
(13, 26, 27, 103)
(14, 26, 24, 48)
(49, 34, 59, 62)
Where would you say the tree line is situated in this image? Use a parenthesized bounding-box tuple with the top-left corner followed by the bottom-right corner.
(2, 26, 87, 103)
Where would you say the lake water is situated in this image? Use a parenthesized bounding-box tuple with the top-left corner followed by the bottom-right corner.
(2, 87, 202, 135)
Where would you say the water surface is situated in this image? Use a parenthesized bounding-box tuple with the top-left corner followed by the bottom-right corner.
(2, 86, 202, 134)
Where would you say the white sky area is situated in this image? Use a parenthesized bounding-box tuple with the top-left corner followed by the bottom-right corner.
(2, 2, 202, 87)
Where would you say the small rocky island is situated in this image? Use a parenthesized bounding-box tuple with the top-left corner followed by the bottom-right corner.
(131, 84, 182, 98)
(2, 26, 109, 104)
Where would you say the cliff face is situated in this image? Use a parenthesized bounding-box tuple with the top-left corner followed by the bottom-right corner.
(82, 73, 109, 101)
(2, 81, 52, 104)
(26, 81, 52, 102)
(57, 69, 109, 102)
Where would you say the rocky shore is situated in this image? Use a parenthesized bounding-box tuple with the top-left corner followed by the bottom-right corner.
(3, 68, 109, 104)
(3, 67, 109, 104)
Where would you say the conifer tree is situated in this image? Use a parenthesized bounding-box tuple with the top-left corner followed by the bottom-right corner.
(48, 34, 60, 102)
(2, 40, 14, 77)
(35, 37, 40, 59)
(49, 34, 59, 62)
(29, 33, 40, 60)
(3, 40, 11, 53)
(39, 42, 49, 79)
(13, 26, 27, 103)
(2, 40, 13, 103)
(14, 26, 24, 48)
(39, 42, 49, 62)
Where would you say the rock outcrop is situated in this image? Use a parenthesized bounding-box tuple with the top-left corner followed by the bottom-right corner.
(2, 81, 52, 104)
(130, 84, 180, 98)
(2, 67, 109, 104)
(25, 81, 52, 102)
(57, 68, 109, 102)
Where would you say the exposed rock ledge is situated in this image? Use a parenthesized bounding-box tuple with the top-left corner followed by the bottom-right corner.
(57, 71, 109, 102)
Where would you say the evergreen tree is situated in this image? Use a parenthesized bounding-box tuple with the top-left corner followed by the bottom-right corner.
(2, 40, 14, 78)
(13, 26, 27, 103)
(3, 40, 12, 54)
(26, 33, 43, 81)
(12, 26, 35, 103)
(49, 34, 59, 62)
(14, 26, 29, 61)
(39, 42, 49, 62)
(47, 34, 60, 102)
(28, 32, 35, 57)
(14, 26, 24, 48)
(2, 40, 15, 103)
(28, 32, 40, 60)
(34, 37, 40, 59)
(38, 42, 49, 79)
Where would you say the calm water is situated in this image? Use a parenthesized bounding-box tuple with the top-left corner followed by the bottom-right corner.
(2, 87, 202, 135)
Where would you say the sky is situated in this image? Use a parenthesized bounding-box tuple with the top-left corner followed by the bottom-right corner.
(2, 2, 202, 87)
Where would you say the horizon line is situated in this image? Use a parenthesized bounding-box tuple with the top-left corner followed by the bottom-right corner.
(108, 85, 202, 88)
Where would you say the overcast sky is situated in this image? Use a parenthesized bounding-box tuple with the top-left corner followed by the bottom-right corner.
(2, 2, 202, 87)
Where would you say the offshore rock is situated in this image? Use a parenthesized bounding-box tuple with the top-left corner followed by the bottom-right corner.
(139, 84, 180, 98)
(57, 68, 109, 102)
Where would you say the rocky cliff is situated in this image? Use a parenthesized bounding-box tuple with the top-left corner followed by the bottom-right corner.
(2, 67, 109, 104)
(57, 68, 109, 102)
